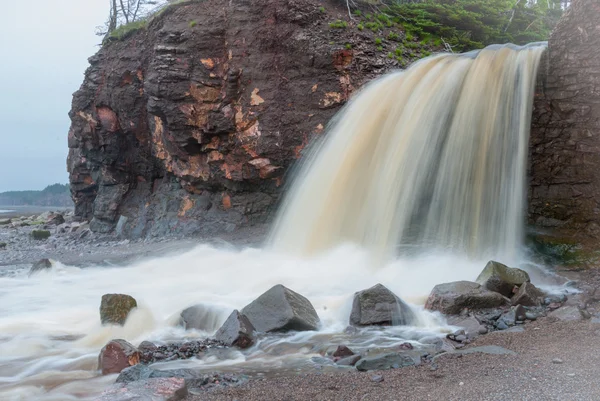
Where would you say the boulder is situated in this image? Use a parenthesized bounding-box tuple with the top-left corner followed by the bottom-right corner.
(476, 261, 530, 297)
(355, 352, 416, 371)
(30, 230, 51, 240)
(98, 339, 140, 375)
(178, 304, 226, 332)
(332, 345, 355, 358)
(214, 310, 255, 349)
(349, 284, 416, 326)
(47, 213, 65, 226)
(100, 294, 137, 326)
(241, 285, 320, 332)
(548, 305, 585, 322)
(97, 378, 187, 401)
(29, 259, 52, 276)
(511, 282, 545, 306)
(425, 281, 509, 315)
(0, 218, 11, 225)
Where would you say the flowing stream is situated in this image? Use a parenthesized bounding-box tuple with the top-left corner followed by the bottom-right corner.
(0, 43, 550, 400)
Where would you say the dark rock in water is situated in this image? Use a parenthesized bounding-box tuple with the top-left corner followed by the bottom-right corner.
(98, 339, 140, 375)
(337, 354, 362, 366)
(98, 377, 187, 401)
(512, 282, 545, 306)
(29, 259, 52, 275)
(178, 304, 226, 332)
(476, 261, 530, 297)
(138, 341, 158, 364)
(215, 310, 255, 349)
(117, 364, 202, 384)
(332, 345, 355, 358)
(349, 283, 416, 326)
(241, 284, 320, 332)
(30, 230, 51, 240)
(100, 294, 137, 326)
(0, 242, 6, 250)
(355, 352, 416, 371)
(139, 339, 224, 364)
(425, 281, 509, 315)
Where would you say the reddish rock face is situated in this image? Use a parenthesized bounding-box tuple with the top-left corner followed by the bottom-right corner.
(67, 0, 394, 237)
(98, 339, 140, 375)
(529, 0, 600, 238)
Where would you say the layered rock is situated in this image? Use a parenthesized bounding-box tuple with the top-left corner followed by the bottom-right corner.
(67, 0, 395, 237)
(529, 0, 600, 237)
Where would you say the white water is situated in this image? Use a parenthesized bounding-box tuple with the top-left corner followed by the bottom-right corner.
(270, 44, 546, 262)
(0, 44, 552, 400)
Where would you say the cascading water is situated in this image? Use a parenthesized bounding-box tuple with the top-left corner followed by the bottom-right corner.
(270, 43, 546, 261)
(0, 44, 555, 401)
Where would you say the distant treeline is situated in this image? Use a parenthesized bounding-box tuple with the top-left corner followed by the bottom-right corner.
(0, 184, 73, 207)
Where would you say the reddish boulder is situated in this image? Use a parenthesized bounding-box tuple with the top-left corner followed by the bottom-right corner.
(98, 339, 141, 375)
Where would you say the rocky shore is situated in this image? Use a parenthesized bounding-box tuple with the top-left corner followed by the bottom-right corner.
(85, 258, 599, 401)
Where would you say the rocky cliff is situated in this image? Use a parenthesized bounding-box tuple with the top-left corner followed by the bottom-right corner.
(529, 0, 600, 239)
(67, 0, 407, 238)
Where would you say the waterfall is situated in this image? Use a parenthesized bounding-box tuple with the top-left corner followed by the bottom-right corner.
(269, 43, 546, 260)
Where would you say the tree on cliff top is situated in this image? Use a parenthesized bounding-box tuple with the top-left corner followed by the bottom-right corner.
(97, 0, 166, 40)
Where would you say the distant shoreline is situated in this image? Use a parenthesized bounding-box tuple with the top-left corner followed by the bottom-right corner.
(0, 205, 73, 219)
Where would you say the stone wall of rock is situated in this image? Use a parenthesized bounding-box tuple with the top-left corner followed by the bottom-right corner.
(529, 0, 600, 238)
(67, 0, 398, 238)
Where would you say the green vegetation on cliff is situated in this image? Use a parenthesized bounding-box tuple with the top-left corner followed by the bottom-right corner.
(356, 0, 564, 52)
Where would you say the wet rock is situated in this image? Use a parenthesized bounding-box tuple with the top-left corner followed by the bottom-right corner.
(0, 242, 6, 250)
(496, 320, 509, 330)
(544, 294, 568, 305)
(138, 341, 158, 364)
(100, 294, 137, 326)
(241, 284, 320, 332)
(447, 315, 485, 338)
(425, 281, 509, 315)
(215, 310, 255, 349)
(355, 352, 416, 371)
(116, 364, 204, 384)
(332, 345, 355, 358)
(512, 282, 545, 306)
(497, 305, 527, 327)
(336, 354, 362, 366)
(549, 305, 584, 322)
(97, 377, 187, 401)
(140, 339, 224, 364)
(98, 339, 140, 375)
(349, 283, 416, 326)
(29, 258, 52, 275)
(525, 311, 538, 321)
(30, 230, 51, 240)
(178, 304, 226, 332)
(476, 261, 530, 297)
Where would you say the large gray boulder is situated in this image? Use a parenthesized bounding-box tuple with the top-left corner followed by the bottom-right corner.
(425, 281, 509, 315)
(511, 282, 545, 306)
(349, 284, 416, 326)
(241, 285, 320, 332)
(476, 261, 530, 297)
(214, 310, 255, 349)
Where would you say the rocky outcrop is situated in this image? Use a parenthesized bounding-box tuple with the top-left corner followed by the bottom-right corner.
(529, 0, 600, 237)
(241, 284, 320, 332)
(100, 294, 137, 325)
(349, 284, 416, 326)
(475, 261, 530, 298)
(425, 281, 510, 315)
(67, 0, 398, 237)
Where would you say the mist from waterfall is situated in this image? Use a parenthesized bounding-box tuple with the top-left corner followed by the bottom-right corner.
(270, 43, 546, 261)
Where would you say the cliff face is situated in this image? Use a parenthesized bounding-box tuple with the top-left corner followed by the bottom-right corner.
(529, 0, 600, 238)
(68, 0, 395, 237)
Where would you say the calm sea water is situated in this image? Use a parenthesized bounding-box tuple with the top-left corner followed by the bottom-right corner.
(0, 210, 14, 214)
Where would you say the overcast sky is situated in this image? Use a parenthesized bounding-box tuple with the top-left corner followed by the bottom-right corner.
(0, 0, 109, 192)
